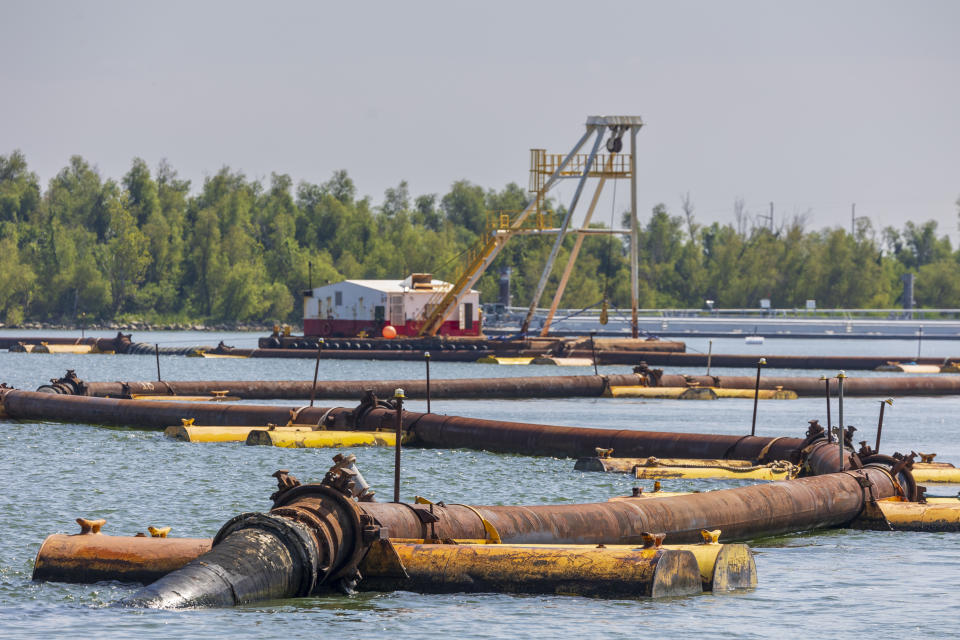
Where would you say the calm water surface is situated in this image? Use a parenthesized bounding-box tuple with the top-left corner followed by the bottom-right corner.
(1, 332, 958, 638)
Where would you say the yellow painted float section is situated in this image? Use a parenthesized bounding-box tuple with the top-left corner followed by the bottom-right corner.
(875, 362, 947, 373)
(484, 537, 756, 591)
(877, 499, 960, 532)
(605, 386, 797, 400)
(133, 394, 239, 402)
(358, 539, 703, 598)
(246, 429, 408, 448)
(165, 425, 315, 442)
(32, 343, 95, 354)
(633, 460, 799, 481)
(198, 352, 250, 359)
(579, 456, 760, 473)
(475, 356, 534, 365)
(911, 462, 960, 483)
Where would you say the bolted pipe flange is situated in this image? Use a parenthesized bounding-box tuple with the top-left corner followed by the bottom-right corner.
(860, 454, 919, 502)
(36, 370, 86, 395)
(269, 482, 373, 587)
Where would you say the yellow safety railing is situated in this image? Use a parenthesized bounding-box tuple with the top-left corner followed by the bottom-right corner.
(486, 210, 554, 232)
(529, 148, 631, 193)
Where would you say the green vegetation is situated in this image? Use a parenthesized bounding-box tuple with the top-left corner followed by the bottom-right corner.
(0, 150, 958, 326)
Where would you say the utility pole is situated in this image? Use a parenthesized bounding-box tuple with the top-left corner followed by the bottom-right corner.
(851, 203, 856, 235)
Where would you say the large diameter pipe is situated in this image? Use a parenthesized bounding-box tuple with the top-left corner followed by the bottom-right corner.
(121, 480, 371, 609)
(658, 374, 960, 397)
(34, 536, 754, 593)
(49, 372, 960, 400)
(2, 390, 307, 428)
(120, 515, 320, 608)
(344, 406, 808, 462)
(117, 446, 904, 608)
(33, 534, 211, 584)
(621, 352, 956, 370)
(357, 468, 902, 546)
(0, 389, 807, 462)
(42, 374, 645, 400)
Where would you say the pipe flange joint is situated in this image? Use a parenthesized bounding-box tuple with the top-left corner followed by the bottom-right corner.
(213, 512, 321, 597)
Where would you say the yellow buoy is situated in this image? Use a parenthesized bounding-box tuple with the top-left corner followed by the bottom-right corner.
(164, 425, 314, 443)
(358, 539, 703, 598)
(633, 459, 799, 481)
(134, 394, 239, 403)
(32, 343, 95, 354)
(476, 356, 534, 365)
(911, 462, 960, 483)
(246, 429, 408, 448)
(854, 498, 960, 532)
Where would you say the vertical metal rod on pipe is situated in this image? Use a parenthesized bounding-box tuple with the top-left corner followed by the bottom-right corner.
(393, 388, 405, 503)
(917, 326, 923, 360)
(155, 345, 161, 382)
(875, 398, 893, 453)
(309, 339, 324, 408)
(424, 352, 431, 414)
(706, 339, 713, 376)
(837, 371, 846, 472)
(590, 331, 598, 376)
(629, 127, 640, 339)
(750, 358, 766, 436)
(821, 376, 832, 443)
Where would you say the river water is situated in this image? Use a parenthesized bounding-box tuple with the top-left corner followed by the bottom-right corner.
(1, 332, 958, 638)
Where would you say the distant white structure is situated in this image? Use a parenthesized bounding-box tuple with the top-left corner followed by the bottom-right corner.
(302, 273, 481, 338)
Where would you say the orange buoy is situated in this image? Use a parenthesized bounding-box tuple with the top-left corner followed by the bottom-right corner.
(382, 325, 397, 339)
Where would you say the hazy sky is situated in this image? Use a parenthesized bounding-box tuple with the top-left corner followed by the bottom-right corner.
(2, 1, 958, 239)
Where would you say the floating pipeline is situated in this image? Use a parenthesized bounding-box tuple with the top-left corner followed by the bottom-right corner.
(32, 526, 751, 595)
(198, 335, 685, 362)
(0, 336, 101, 350)
(36, 371, 647, 400)
(605, 386, 798, 400)
(257, 334, 685, 354)
(0, 388, 810, 462)
(0, 386, 940, 486)
(1, 333, 209, 356)
(33, 369, 960, 400)
(622, 351, 960, 371)
(117, 447, 908, 608)
(656, 373, 960, 397)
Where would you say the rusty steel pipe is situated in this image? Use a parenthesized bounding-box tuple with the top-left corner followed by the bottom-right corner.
(38, 370, 960, 400)
(620, 352, 958, 370)
(342, 406, 809, 463)
(657, 373, 960, 397)
(33, 533, 211, 585)
(1, 389, 808, 462)
(115, 447, 906, 608)
(41, 373, 645, 400)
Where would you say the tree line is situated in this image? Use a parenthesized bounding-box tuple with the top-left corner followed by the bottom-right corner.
(0, 149, 958, 326)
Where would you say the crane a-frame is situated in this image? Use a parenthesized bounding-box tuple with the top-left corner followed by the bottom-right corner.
(416, 116, 643, 338)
